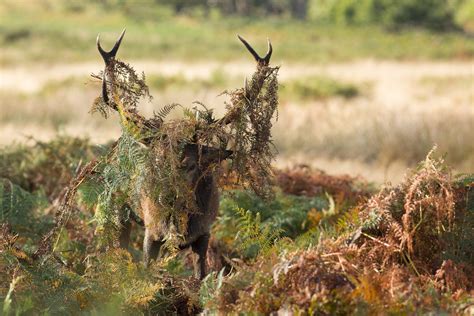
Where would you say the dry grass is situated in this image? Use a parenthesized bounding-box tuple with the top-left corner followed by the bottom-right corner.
(1, 60, 472, 184)
(275, 99, 474, 168)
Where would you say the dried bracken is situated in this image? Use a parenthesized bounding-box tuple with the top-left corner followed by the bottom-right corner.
(434, 260, 471, 293)
(206, 148, 473, 314)
(356, 149, 464, 275)
(275, 164, 371, 201)
(1, 138, 472, 314)
(272, 250, 354, 309)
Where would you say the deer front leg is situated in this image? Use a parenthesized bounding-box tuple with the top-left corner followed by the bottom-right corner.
(191, 233, 210, 280)
(143, 229, 163, 267)
(118, 217, 132, 249)
(119, 204, 142, 250)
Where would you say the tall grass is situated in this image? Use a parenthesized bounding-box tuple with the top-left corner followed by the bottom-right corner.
(1, 70, 472, 178)
(275, 101, 474, 171)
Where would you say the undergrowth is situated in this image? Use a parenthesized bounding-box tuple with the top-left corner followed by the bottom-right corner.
(1, 138, 472, 314)
(201, 149, 474, 315)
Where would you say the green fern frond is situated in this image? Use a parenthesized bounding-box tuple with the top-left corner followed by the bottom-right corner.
(153, 103, 179, 123)
(362, 209, 383, 231)
(234, 207, 281, 258)
(336, 207, 360, 233)
(77, 179, 104, 209)
(88, 132, 150, 242)
(0, 178, 47, 230)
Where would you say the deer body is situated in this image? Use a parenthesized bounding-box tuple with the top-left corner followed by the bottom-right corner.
(141, 173, 219, 279)
(120, 144, 231, 279)
(97, 30, 274, 280)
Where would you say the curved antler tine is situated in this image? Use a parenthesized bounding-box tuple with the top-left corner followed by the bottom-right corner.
(238, 35, 261, 63)
(97, 29, 126, 104)
(96, 34, 110, 103)
(110, 28, 126, 58)
(96, 34, 108, 63)
(238, 35, 272, 65)
(263, 38, 272, 64)
(96, 28, 126, 65)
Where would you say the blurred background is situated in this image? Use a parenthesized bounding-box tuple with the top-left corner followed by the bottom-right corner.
(0, 0, 473, 183)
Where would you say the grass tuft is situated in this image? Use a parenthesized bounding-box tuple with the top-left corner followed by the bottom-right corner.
(282, 76, 360, 100)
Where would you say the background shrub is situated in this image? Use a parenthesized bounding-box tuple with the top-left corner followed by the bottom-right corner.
(326, 0, 457, 30)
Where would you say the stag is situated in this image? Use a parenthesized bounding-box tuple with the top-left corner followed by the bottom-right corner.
(96, 30, 274, 279)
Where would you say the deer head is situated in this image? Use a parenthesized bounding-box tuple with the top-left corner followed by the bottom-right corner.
(181, 143, 233, 186)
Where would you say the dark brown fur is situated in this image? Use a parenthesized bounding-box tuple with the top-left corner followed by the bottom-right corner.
(121, 144, 231, 279)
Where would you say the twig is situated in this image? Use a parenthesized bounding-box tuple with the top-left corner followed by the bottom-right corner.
(362, 232, 391, 247)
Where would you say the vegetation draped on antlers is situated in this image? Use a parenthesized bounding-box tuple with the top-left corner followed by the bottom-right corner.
(94, 29, 279, 197)
(36, 30, 279, 256)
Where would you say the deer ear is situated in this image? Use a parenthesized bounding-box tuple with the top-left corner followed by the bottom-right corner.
(201, 147, 233, 165)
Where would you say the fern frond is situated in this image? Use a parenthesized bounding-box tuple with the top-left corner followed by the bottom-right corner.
(336, 207, 360, 233)
(90, 95, 110, 119)
(153, 103, 179, 123)
(234, 207, 281, 257)
(0, 178, 46, 230)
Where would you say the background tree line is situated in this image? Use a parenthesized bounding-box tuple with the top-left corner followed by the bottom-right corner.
(89, 0, 474, 32)
(27, 0, 474, 32)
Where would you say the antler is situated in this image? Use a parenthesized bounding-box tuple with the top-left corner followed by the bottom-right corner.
(95, 30, 161, 134)
(96, 29, 126, 105)
(216, 36, 275, 126)
(238, 35, 272, 66)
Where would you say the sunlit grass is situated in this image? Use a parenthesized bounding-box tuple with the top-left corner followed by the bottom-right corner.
(274, 101, 474, 171)
(1, 3, 473, 66)
(147, 69, 230, 92)
(281, 76, 360, 100)
(1, 72, 472, 176)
